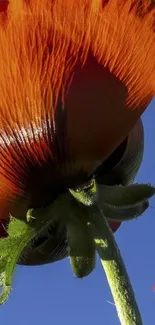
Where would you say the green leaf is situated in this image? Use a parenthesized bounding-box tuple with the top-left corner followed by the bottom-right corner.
(0, 226, 35, 304)
(0, 257, 7, 274)
(0, 272, 5, 286)
(0, 237, 17, 257)
(0, 208, 57, 304)
(0, 194, 71, 304)
(7, 217, 30, 237)
(0, 282, 11, 305)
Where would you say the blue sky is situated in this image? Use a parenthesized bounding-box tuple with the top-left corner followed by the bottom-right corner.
(1, 100, 155, 324)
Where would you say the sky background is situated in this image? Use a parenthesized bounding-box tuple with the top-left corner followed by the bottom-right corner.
(0, 100, 155, 324)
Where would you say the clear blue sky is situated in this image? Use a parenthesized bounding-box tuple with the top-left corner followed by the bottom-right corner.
(1, 100, 155, 324)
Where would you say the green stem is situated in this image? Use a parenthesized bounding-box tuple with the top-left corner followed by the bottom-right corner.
(89, 206, 143, 325)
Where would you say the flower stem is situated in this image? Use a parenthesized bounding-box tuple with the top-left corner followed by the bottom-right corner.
(89, 206, 143, 325)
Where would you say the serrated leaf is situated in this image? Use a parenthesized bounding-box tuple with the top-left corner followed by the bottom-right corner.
(0, 234, 35, 305)
(0, 283, 11, 305)
(0, 257, 7, 274)
(0, 237, 16, 257)
(7, 217, 30, 237)
(0, 196, 66, 305)
(0, 217, 44, 304)
(0, 272, 5, 286)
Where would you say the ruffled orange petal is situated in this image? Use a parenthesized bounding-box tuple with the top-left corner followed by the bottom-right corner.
(0, 1, 154, 220)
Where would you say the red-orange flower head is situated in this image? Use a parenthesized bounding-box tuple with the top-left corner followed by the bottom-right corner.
(0, 1, 155, 237)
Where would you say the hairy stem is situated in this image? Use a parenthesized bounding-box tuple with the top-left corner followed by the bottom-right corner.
(89, 206, 143, 325)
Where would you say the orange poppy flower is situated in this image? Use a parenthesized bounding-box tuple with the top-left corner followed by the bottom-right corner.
(0, 1, 154, 264)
